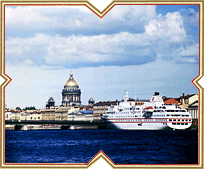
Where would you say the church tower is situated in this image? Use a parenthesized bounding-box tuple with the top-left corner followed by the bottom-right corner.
(62, 71, 81, 106)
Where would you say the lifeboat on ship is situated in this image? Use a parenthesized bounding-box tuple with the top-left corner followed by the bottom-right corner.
(144, 107, 154, 110)
(143, 106, 154, 118)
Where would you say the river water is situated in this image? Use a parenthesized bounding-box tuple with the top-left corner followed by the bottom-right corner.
(5, 129, 198, 164)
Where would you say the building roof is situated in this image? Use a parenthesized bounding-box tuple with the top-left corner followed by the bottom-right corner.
(164, 98, 179, 105)
(179, 94, 196, 99)
(41, 109, 56, 112)
(93, 101, 119, 107)
(64, 71, 79, 87)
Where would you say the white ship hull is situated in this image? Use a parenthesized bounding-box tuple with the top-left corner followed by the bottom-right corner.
(105, 121, 168, 130)
(104, 120, 192, 130)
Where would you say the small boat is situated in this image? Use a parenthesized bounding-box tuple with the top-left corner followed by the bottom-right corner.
(70, 125, 75, 130)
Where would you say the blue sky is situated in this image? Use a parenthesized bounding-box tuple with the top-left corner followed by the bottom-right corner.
(5, 5, 199, 109)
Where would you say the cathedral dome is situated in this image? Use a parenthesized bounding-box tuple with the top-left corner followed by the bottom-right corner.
(64, 71, 79, 87)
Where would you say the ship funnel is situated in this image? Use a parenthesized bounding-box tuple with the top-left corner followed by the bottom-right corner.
(150, 92, 164, 107)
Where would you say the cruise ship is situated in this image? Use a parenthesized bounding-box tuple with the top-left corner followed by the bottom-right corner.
(102, 92, 192, 130)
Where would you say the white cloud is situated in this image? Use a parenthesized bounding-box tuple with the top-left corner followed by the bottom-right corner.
(180, 43, 199, 57)
(24, 59, 34, 65)
(169, 43, 199, 63)
(180, 8, 199, 25)
(6, 10, 189, 68)
(145, 12, 186, 42)
(6, 6, 199, 68)
(6, 6, 49, 27)
(5, 5, 156, 34)
(108, 5, 156, 21)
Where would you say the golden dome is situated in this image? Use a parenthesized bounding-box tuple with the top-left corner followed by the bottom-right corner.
(64, 71, 79, 87)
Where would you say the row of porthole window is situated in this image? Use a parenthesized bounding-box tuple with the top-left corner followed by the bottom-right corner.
(172, 123, 188, 125)
(169, 119, 191, 122)
(152, 115, 165, 117)
(115, 116, 134, 118)
(116, 119, 168, 122)
(154, 119, 167, 121)
(166, 110, 186, 112)
(167, 114, 189, 117)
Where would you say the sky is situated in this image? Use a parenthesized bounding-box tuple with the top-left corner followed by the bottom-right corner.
(5, 5, 199, 109)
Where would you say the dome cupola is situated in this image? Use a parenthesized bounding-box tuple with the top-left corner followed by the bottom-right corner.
(64, 71, 79, 88)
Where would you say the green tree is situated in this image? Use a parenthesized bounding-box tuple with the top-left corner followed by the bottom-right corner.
(16, 107, 21, 111)
(24, 106, 36, 110)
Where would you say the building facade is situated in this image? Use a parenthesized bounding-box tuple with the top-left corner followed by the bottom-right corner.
(5, 110, 21, 120)
(188, 100, 198, 120)
(68, 110, 93, 121)
(55, 107, 69, 121)
(20, 111, 41, 121)
(62, 72, 81, 107)
(41, 109, 56, 121)
(187, 94, 198, 123)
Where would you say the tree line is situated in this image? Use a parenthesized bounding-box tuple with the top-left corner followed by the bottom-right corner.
(16, 106, 36, 111)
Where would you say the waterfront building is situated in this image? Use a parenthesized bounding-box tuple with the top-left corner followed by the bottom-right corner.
(5, 111, 12, 120)
(20, 111, 41, 121)
(46, 97, 55, 108)
(12, 112, 20, 120)
(41, 109, 55, 121)
(55, 106, 80, 121)
(188, 94, 198, 104)
(62, 71, 81, 107)
(67, 107, 80, 120)
(172, 93, 198, 124)
(67, 110, 93, 121)
(188, 100, 198, 120)
(178, 93, 196, 109)
(55, 107, 69, 121)
(19, 111, 42, 130)
(187, 94, 198, 124)
(5, 110, 20, 120)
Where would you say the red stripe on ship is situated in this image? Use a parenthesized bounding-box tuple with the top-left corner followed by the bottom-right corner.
(106, 118, 192, 120)
(109, 121, 192, 124)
